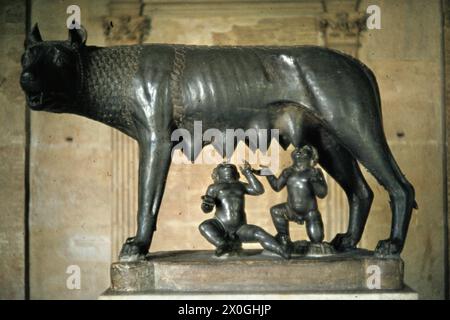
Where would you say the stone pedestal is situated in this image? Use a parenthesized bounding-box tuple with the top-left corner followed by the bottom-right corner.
(99, 288, 418, 300)
(100, 249, 417, 299)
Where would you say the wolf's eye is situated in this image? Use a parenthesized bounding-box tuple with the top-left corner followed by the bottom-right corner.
(21, 53, 30, 66)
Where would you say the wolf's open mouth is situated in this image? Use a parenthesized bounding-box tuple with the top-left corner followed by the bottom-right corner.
(27, 92, 45, 108)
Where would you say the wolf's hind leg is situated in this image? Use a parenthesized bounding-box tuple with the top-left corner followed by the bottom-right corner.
(311, 131, 374, 251)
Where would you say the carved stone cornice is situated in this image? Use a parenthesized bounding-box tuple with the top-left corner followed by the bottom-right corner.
(143, 0, 324, 18)
(103, 0, 151, 45)
(319, 11, 367, 57)
(103, 15, 150, 45)
(319, 11, 366, 38)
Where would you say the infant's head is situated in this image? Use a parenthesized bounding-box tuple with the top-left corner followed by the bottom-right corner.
(212, 163, 240, 182)
(291, 145, 319, 166)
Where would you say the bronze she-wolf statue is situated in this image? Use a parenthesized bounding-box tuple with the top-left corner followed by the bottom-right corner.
(20, 25, 417, 261)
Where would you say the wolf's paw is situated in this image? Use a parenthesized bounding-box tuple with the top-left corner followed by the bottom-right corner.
(119, 237, 147, 262)
(331, 233, 357, 251)
(374, 238, 403, 258)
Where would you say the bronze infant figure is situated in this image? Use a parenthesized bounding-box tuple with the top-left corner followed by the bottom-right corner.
(259, 146, 327, 250)
(199, 162, 290, 259)
(20, 25, 417, 261)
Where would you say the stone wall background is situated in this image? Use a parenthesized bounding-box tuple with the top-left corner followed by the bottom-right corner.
(0, 0, 448, 299)
(0, 0, 26, 300)
(28, 0, 112, 299)
(358, 0, 446, 300)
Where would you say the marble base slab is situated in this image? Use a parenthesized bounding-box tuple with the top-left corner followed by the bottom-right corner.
(99, 286, 418, 300)
(107, 249, 405, 294)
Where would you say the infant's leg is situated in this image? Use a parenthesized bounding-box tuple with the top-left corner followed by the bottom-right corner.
(199, 219, 227, 247)
(237, 225, 290, 259)
(305, 210, 324, 243)
(270, 203, 290, 239)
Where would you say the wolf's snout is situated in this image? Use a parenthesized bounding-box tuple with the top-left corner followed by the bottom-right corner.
(20, 71, 33, 83)
(20, 71, 38, 92)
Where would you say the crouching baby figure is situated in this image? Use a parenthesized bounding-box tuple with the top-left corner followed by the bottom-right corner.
(199, 162, 290, 259)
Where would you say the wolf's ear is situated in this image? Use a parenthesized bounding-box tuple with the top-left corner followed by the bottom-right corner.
(25, 23, 43, 47)
(68, 25, 87, 46)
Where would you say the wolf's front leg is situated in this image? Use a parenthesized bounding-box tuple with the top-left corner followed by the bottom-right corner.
(119, 136, 172, 261)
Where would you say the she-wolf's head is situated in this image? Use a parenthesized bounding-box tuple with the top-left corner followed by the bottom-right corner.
(20, 24, 87, 112)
